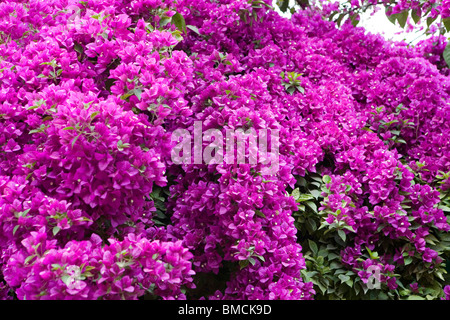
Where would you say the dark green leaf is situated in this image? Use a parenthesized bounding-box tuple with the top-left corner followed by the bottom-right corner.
(335, 13, 345, 27)
(239, 259, 249, 269)
(172, 12, 186, 34)
(306, 218, 317, 232)
(444, 18, 450, 32)
(255, 210, 266, 218)
(385, 7, 397, 25)
(427, 16, 437, 27)
(308, 240, 318, 256)
(397, 10, 408, 28)
(350, 14, 360, 27)
(278, 0, 289, 13)
(443, 41, 450, 68)
(74, 42, 83, 54)
(411, 9, 421, 24)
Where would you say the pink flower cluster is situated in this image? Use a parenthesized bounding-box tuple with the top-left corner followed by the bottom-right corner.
(3, 232, 194, 299)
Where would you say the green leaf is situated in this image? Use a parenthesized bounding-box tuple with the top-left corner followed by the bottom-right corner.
(407, 295, 425, 300)
(337, 229, 346, 242)
(71, 133, 81, 148)
(443, 42, 450, 68)
(74, 42, 83, 54)
(306, 218, 317, 232)
(61, 275, 71, 285)
(350, 14, 360, 27)
(159, 16, 171, 28)
(286, 86, 295, 95)
(366, 247, 379, 260)
(187, 25, 200, 35)
(52, 226, 61, 236)
(296, 86, 305, 94)
(308, 240, 318, 256)
(133, 88, 142, 101)
(117, 140, 124, 151)
(322, 175, 332, 184)
(278, 0, 289, 13)
(411, 9, 421, 24)
(255, 254, 265, 262)
(335, 13, 345, 27)
(13, 225, 20, 235)
(291, 188, 300, 201)
(305, 201, 317, 213)
(63, 126, 75, 131)
(24, 255, 35, 265)
(121, 92, 133, 100)
(255, 210, 266, 219)
(172, 12, 186, 34)
(443, 18, 450, 32)
(427, 16, 438, 27)
(310, 189, 322, 199)
(298, 193, 314, 202)
(239, 259, 249, 269)
(385, 6, 397, 25)
(51, 264, 62, 271)
(90, 111, 99, 120)
(397, 10, 408, 28)
(338, 274, 350, 283)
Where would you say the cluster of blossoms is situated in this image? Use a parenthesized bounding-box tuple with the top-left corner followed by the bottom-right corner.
(0, 0, 449, 300)
(3, 231, 194, 299)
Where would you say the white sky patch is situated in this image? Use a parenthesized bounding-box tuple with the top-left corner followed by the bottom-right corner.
(272, 0, 429, 45)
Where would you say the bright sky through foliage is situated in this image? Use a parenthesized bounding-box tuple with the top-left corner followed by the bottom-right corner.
(273, 0, 429, 44)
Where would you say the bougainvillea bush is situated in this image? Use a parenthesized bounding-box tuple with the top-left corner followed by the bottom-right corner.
(0, 0, 449, 300)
